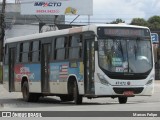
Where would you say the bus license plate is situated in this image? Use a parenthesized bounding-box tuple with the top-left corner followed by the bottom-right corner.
(123, 91, 134, 96)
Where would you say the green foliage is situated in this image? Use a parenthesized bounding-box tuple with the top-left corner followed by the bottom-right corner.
(109, 18, 125, 24)
(130, 16, 160, 31)
(148, 16, 160, 24)
(147, 16, 160, 30)
(130, 18, 148, 26)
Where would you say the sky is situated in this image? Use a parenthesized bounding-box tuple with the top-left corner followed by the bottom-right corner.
(1, 0, 160, 24)
(91, 0, 160, 23)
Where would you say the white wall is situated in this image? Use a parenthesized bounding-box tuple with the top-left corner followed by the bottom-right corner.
(5, 25, 39, 39)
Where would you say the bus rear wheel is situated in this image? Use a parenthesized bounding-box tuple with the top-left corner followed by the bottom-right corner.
(118, 97, 128, 104)
(73, 81, 82, 104)
(22, 81, 39, 102)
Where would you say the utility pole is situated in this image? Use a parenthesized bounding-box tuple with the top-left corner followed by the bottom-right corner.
(0, 0, 6, 83)
(0, 0, 6, 62)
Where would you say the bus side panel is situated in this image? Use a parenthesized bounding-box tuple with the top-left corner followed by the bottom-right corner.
(14, 64, 41, 93)
(49, 62, 67, 94)
(3, 65, 9, 91)
(77, 62, 85, 94)
(49, 62, 84, 94)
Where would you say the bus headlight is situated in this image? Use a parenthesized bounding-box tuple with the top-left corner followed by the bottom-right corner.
(97, 73, 110, 85)
(145, 79, 153, 85)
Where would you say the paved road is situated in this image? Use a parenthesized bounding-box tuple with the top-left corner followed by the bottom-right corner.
(0, 81, 160, 119)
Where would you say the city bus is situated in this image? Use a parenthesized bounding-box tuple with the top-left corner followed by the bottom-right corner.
(3, 24, 155, 104)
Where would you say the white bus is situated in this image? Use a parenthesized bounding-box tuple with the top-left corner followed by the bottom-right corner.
(3, 24, 154, 104)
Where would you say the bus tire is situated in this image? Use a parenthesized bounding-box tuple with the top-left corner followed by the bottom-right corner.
(22, 81, 31, 102)
(22, 81, 39, 102)
(118, 97, 128, 104)
(73, 81, 82, 104)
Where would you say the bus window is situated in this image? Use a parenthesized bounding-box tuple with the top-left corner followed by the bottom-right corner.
(32, 41, 41, 62)
(55, 37, 66, 60)
(51, 38, 55, 61)
(22, 42, 29, 63)
(56, 37, 65, 48)
(19, 43, 23, 62)
(69, 35, 82, 59)
(29, 41, 33, 62)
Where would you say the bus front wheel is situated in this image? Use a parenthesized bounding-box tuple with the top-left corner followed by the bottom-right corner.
(73, 81, 82, 104)
(118, 97, 128, 104)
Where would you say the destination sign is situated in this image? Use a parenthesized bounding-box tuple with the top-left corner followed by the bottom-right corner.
(97, 27, 150, 38)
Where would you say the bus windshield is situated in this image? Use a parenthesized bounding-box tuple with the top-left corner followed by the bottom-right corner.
(98, 37, 152, 74)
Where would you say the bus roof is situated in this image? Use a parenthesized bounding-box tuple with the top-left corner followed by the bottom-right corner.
(5, 24, 149, 44)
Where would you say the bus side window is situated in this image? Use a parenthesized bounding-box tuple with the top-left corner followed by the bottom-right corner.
(22, 42, 29, 63)
(38, 41, 41, 61)
(69, 35, 82, 59)
(32, 41, 40, 62)
(54, 39, 56, 60)
(55, 37, 66, 60)
(29, 41, 33, 62)
(51, 37, 55, 61)
(79, 35, 83, 58)
(65, 36, 69, 59)
(19, 43, 23, 62)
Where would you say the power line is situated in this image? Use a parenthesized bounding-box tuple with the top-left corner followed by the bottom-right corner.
(70, 15, 80, 25)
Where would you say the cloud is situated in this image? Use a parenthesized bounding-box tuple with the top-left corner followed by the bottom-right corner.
(92, 0, 145, 23)
(92, 0, 160, 23)
(71, 0, 160, 24)
(128, 0, 160, 17)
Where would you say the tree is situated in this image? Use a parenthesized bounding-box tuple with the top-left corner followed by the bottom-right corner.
(109, 18, 125, 24)
(147, 16, 160, 30)
(130, 16, 160, 31)
(130, 18, 148, 26)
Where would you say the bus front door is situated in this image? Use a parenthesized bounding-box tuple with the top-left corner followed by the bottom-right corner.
(9, 48, 15, 92)
(41, 44, 51, 93)
(84, 39, 95, 94)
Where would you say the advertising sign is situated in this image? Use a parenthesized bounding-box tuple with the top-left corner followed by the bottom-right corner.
(151, 33, 159, 44)
(21, 0, 93, 15)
